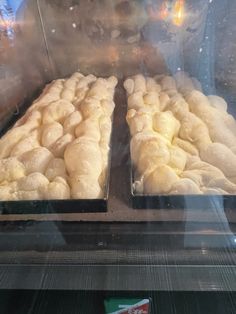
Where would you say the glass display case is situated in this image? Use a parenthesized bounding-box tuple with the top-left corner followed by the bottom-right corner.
(0, 0, 236, 313)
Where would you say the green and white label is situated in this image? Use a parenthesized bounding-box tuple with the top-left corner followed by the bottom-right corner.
(104, 298, 150, 314)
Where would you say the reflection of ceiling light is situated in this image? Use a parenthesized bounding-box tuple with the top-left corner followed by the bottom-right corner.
(234, 238, 236, 243)
(172, 0, 185, 26)
(147, 0, 185, 27)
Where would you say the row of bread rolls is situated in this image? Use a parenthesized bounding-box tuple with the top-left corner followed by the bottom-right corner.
(0, 72, 117, 200)
(124, 72, 236, 195)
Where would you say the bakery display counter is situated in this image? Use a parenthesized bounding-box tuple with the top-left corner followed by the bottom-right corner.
(0, 78, 235, 292)
(0, 0, 235, 302)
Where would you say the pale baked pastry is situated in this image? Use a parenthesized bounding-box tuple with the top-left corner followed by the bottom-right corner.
(0, 72, 117, 200)
(125, 73, 236, 195)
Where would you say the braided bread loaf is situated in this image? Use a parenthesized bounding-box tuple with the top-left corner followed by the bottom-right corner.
(0, 72, 117, 200)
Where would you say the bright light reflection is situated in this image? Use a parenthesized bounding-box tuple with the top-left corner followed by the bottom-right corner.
(147, 0, 186, 27)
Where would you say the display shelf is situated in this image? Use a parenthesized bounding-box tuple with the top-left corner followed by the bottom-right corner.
(0, 221, 235, 291)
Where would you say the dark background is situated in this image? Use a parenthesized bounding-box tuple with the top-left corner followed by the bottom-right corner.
(1, 290, 236, 314)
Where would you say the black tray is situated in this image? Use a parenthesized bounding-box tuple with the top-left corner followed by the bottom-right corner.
(132, 192, 236, 210)
(0, 88, 113, 215)
(0, 145, 111, 215)
(0, 161, 111, 214)
(0, 199, 107, 215)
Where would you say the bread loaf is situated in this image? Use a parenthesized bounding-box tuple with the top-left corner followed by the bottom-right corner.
(125, 74, 236, 195)
(0, 72, 117, 200)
